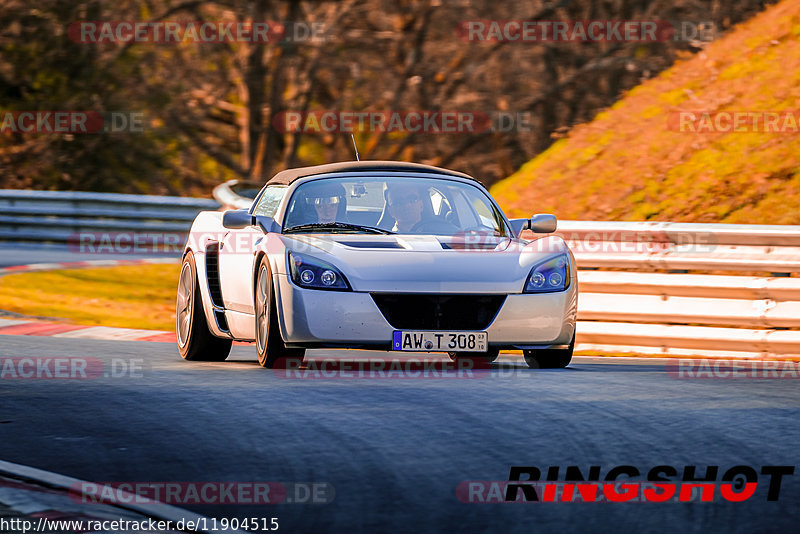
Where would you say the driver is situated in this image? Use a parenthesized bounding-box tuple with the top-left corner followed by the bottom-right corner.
(304, 183, 345, 224)
(386, 184, 426, 233)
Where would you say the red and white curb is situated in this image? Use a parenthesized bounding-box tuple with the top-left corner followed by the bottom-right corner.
(0, 319, 176, 343)
(0, 258, 179, 342)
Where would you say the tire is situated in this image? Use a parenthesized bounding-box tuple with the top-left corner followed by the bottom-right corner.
(254, 256, 305, 369)
(176, 252, 232, 361)
(448, 347, 500, 363)
(523, 334, 575, 369)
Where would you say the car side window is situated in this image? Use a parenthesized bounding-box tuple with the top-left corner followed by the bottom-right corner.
(252, 186, 287, 217)
(447, 191, 473, 226)
(429, 188, 452, 216)
(471, 196, 506, 234)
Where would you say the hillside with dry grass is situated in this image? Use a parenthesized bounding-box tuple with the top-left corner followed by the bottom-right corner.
(491, 0, 800, 224)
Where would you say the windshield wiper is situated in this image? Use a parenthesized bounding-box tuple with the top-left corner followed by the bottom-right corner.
(284, 222, 395, 235)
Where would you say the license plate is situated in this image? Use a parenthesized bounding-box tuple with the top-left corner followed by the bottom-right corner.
(392, 331, 488, 352)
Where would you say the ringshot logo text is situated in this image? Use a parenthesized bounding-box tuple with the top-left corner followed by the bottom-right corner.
(457, 465, 795, 503)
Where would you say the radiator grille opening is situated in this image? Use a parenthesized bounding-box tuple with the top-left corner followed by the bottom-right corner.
(370, 294, 505, 330)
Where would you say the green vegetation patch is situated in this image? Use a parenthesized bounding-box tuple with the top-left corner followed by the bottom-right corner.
(491, 0, 800, 224)
(0, 264, 179, 331)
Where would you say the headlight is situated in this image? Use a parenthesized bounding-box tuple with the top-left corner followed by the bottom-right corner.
(523, 254, 570, 293)
(288, 252, 351, 291)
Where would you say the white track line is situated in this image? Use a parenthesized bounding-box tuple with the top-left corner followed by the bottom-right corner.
(0, 459, 241, 533)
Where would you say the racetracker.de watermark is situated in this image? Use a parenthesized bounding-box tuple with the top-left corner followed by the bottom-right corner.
(668, 111, 800, 133)
(667, 359, 800, 379)
(69, 21, 325, 44)
(0, 357, 147, 380)
(67, 232, 185, 254)
(66, 229, 718, 255)
(273, 356, 495, 379)
(0, 111, 144, 134)
(272, 110, 534, 134)
(458, 20, 717, 42)
(69, 481, 334, 505)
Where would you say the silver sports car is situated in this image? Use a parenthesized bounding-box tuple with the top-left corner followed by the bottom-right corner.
(176, 161, 577, 368)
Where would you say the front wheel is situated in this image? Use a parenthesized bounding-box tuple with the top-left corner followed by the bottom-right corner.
(176, 252, 232, 361)
(523, 334, 575, 369)
(254, 256, 305, 368)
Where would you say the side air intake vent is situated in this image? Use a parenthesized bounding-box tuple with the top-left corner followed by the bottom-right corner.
(205, 243, 224, 308)
(205, 243, 228, 332)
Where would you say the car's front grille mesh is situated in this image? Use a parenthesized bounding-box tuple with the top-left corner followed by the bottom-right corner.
(370, 294, 506, 330)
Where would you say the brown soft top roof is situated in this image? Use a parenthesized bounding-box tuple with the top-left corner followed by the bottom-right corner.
(265, 160, 474, 186)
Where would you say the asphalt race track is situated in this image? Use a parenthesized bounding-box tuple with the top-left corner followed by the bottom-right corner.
(1, 336, 798, 533)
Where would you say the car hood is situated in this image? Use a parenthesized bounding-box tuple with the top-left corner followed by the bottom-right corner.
(280, 233, 570, 293)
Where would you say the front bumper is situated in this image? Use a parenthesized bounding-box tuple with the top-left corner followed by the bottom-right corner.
(275, 274, 577, 350)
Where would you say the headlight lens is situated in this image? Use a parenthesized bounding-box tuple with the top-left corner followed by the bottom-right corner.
(523, 254, 570, 293)
(288, 252, 351, 291)
(320, 270, 337, 286)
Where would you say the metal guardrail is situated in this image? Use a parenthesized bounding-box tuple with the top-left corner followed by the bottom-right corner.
(554, 221, 800, 272)
(0, 189, 219, 244)
(557, 220, 800, 246)
(554, 223, 800, 359)
(3, 186, 800, 358)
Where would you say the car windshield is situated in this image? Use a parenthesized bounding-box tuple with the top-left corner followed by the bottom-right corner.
(282, 176, 510, 236)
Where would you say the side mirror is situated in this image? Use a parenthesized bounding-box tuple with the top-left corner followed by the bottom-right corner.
(254, 215, 281, 234)
(222, 209, 253, 229)
(530, 213, 557, 233)
(509, 218, 530, 236)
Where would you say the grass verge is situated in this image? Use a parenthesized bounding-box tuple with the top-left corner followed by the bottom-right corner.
(0, 264, 179, 330)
